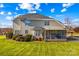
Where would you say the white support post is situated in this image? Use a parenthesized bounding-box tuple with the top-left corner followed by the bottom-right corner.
(44, 30, 46, 40)
(50, 30, 51, 40)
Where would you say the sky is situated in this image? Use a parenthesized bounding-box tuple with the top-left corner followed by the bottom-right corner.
(0, 3, 79, 28)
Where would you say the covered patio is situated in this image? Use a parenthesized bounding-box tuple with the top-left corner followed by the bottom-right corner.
(43, 26, 66, 40)
(44, 30, 66, 39)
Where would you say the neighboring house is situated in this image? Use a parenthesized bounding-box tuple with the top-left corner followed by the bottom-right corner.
(0, 28, 12, 35)
(13, 13, 66, 41)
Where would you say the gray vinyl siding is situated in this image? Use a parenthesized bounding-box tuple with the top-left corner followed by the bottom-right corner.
(23, 19, 65, 30)
(13, 19, 26, 35)
(24, 20, 51, 27)
(13, 18, 65, 35)
(13, 20, 21, 34)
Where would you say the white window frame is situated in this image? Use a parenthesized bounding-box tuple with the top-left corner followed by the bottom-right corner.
(45, 21, 49, 25)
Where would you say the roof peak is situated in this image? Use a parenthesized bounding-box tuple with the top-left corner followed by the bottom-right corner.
(14, 13, 54, 21)
(22, 13, 53, 19)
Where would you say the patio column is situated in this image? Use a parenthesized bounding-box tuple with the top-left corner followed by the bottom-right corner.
(50, 30, 51, 40)
(44, 30, 46, 40)
(60, 30, 62, 39)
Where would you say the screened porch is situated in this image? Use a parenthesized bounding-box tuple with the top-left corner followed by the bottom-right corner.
(44, 30, 66, 39)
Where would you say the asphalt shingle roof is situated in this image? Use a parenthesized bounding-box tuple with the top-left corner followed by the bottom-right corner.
(14, 13, 53, 20)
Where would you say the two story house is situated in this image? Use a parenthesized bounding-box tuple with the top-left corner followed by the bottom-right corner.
(13, 13, 66, 41)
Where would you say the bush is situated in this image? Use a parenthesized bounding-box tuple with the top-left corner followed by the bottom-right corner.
(33, 36, 43, 41)
(33, 36, 39, 41)
(39, 37, 43, 41)
(25, 34, 33, 41)
(12, 34, 33, 42)
(16, 36, 25, 41)
(6, 32, 13, 39)
(12, 34, 22, 40)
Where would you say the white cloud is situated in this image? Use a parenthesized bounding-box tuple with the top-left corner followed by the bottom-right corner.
(37, 9, 42, 11)
(61, 3, 75, 13)
(16, 7, 19, 10)
(45, 3, 48, 5)
(61, 8, 67, 12)
(6, 16, 13, 20)
(63, 3, 75, 8)
(69, 18, 79, 27)
(72, 22, 79, 27)
(14, 12, 18, 15)
(49, 16, 53, 18)
(28, 10, 36, 13)
(56, 14, 64, 17)
(19, 3, 34, 10)
(19, 3, 41, 13)
(0, 11, 4, 15)
(0, 4, 4, 8)
(34, 3, 40, 9)
(73, 19, 79, 22)
(7, 12, 12, 15)
(51, 8, 55, 13)
(33, 3, 42, 11)
(0, 22, 12, 28)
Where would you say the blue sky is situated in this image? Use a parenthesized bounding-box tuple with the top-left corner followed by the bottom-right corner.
(0, 3, 79, 28)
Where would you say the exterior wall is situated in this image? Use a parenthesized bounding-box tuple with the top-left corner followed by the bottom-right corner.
(13, 19, 26, 35)
(25, 27, 35, 35)
(30, 20, 45, 27)
(23, 19, 65, 30)
(13, 20, 21, 34)
(49, 20, 65, 29)
(23, 19, 63, 27)
(23, 19, 45, 27)
(23, 19, 48, 36)
(13, 18, 66, 41)
(20, 20, 26, 35)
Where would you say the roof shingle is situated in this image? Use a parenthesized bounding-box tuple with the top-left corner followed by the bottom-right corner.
(14, 13, 53, 20)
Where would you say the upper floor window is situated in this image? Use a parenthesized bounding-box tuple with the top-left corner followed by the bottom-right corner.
(25, 30, 28, 34)
(25, 20, 31, 25)
(15, 30, 20, 34)
(45, 21, 49, 25)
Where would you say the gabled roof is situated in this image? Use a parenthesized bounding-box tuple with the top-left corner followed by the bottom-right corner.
(14, 13, 53, 21)
(23, 13, 52, 19)
(13, 13, 65, 29)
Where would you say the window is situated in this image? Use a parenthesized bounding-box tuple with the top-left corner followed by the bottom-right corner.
(25, 30, 28, 34)
(15, 30, 20, 34)
(35, 31, 41, 36)
(45, 21, 49, 25)
(25, 20, 31, 25)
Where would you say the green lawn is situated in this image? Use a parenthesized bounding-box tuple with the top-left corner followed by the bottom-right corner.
(0, 36, 79, 56)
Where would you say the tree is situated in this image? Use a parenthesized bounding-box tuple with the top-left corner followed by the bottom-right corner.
(64, 17, 74, 36)
(74, 27, 79, 33)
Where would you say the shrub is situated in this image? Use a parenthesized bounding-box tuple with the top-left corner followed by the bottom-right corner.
(12, 34, 33, 42)
(33, 36, 43, 41)
(16, 36, 25, 42)
(39, 37, 43, 41)
(25, 34, 33, 41)
(6, 32, 13, 39)
(33, 36, 39, 41)
(12, 34, 22, 40)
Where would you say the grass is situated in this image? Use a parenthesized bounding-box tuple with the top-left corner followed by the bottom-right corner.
(0, 36, 79, 56)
